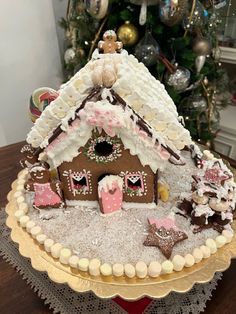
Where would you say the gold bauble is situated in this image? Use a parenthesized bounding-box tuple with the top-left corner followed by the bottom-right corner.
(117, 21, 138, 47)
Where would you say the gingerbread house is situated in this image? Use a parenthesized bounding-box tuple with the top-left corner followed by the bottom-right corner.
(26, 47, 192, 211)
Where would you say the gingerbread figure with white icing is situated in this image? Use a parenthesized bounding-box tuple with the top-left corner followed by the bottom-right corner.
(98, 30, 123, 54)
(24, 162, 65, 209)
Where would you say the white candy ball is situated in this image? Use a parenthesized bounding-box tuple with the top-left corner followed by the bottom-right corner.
(172, 255, 185, 271)
(30, 226, 41, 239)
(148, 261, 161, 278)
(26, 221, 36, 233)
(51, 243, 63, 259)
(100, 263, 112, 276)
(112, 263, 124, 277)
(59, 248, 72, 265)
(222, 230, 233, 243)
(36, 234, 47, 245)
(192, 248, 203, 263)
(161, 260, 174, 274)
(78, 258, 89, 272)
(215, 235, 227, 248)
(89, 258, 101, 276)
(135, 261, 148, 279)
(69, 255, 79, 268)
(206, 238, 217, 254)
(44, 239, 54, 252)
(200, 245, 211, 258)
(185, 254, 195, 267)
(124, 264, 136, 278)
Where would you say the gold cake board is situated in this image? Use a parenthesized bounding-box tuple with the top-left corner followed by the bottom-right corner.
(6, 176, 236, 300)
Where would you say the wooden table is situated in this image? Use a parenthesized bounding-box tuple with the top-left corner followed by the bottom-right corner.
(1, 142, 236, 314)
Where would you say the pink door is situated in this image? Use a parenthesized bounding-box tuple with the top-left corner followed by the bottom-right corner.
(98, 175, 123, 214)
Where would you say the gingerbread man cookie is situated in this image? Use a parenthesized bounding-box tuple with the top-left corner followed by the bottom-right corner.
(24, 162, 65, 209)
(98, 30, 123, 54)
(20, 144, 38, 168)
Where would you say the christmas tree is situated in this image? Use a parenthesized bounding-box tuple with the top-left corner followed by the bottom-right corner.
(59, 0, 231, 147)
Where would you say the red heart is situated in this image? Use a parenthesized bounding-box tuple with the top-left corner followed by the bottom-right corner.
(113, 297, 152, 314)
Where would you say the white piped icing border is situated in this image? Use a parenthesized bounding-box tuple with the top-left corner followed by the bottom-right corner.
(13, 171, 234, 279)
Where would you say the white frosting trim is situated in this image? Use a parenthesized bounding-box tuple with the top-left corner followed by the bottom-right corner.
(122, 202, 157, 210)
(66, 200, 99, 208)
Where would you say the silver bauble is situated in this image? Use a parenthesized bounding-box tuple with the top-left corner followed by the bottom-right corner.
(179, 94, 208, 118)
(183, 0, 208, 30)
(135, 32, 160, 66)
(159, 0, 188, 26)
(84, 0, 109, 19)
(195, 55, 206, 73)
(214, 0, 227, 10)
(64, 48, 76, 64)
(165, 66, 191, 92)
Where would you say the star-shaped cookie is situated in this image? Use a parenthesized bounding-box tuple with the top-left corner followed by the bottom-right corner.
(204, 166, 231, 186)
(194, 161, 232, 187)
(143, 224, 188, 259)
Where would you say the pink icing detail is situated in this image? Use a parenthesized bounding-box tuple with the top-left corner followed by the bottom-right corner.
(99, 182, 123, 214)
(148, 217, 179, 231)
(159, 148, 170, 160)
(33, 183, 62, 207)
(204, 168, 229, 185)
(71, 120, 80, 128)
(104, 127, 115, 137)
(139, 130, 148, 138)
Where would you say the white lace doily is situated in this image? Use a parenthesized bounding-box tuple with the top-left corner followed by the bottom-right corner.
(0, 210, 222, 314)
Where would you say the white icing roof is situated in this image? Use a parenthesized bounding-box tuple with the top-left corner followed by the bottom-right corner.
(26, 50, 192, 170)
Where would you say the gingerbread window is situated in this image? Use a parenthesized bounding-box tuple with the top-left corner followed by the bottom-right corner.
(120, 171, 147, 197)
(63, 169, 92, 196)
(125, 174, 144, 196)
(71, 172, 89, 192)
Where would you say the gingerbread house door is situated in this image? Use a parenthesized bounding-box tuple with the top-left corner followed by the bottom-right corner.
(98, 175, 123, 214)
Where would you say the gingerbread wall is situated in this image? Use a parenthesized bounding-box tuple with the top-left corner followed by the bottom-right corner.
(58, 134, 155, 204)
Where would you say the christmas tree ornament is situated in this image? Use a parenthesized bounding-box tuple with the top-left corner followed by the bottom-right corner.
(117, 21, 138, 47)
(213, 0, 227, 10)
(135, 31, 160, 66)
(210, 109, 220, 132)
(203, 76, 209, 85)
(159, 0, 188, 26)
(84, 0, 109, 19)
(29, 88, 59, 123)
(130, 0, 159, 25)
(178, 94, 207, 118)
(195, 55, 206, 73)
(183, 0, 208, 31)
(193, 37, 212, 56)
(76, 47, 85, 58)
(212, 47, 222, 61)
(64, 48, 76, 64)
(165, 65, 191, 92)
